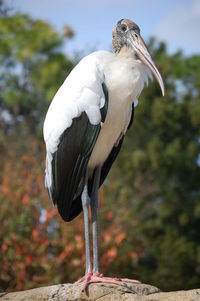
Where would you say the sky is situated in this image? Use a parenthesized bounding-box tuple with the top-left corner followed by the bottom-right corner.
(7, 0, 200, 57)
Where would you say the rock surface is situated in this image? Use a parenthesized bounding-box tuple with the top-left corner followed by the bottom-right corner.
(0, 282, 200, 301)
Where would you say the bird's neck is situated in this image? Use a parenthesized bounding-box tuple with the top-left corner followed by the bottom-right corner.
(116, 45, 138, 60)
(111, 46, 152, 99)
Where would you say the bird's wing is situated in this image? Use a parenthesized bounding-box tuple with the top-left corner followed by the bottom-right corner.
(91, 101, 135, 190)
(43, 55, 109, 221)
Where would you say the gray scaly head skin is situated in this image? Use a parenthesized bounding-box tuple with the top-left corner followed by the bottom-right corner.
(112, 18, 165, 96)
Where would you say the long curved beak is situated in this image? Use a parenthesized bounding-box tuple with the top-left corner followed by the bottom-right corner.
(127, 30, 165, 96)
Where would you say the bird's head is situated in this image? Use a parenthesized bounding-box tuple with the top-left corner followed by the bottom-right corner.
(112, 19, 165, 96)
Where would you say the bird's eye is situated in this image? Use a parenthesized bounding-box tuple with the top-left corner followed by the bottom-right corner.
(121, 24, 127, 32)
(134, 33, 138, 38)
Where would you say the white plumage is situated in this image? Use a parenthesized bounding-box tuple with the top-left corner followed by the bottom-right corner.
(43, 18, 164, 287)
(43, 53, 106, 188)
(43, 50, 152, 187)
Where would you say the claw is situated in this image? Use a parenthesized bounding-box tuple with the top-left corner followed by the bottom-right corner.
(76, 272, 140, 291)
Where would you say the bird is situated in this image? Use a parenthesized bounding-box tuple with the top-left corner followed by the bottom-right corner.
(43, 18, 165, 288)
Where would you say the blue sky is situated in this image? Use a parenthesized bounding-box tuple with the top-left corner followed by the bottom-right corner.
(8, 0, 200, 57)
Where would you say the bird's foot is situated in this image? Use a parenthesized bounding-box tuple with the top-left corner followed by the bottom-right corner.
(76, 272, 140, 291)
(90, 274, 140, 286)
(76, 266, 92, 287)
(118, 277, 141, 284)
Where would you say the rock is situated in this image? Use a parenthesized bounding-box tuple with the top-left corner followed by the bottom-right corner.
(0, 282, 200, 301)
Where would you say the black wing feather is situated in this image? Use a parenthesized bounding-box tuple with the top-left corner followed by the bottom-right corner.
(49, 84, 109, 222)
(127, 102, 135, 130)
(51, 112, 101, 221)
(48, 87, 134, 222)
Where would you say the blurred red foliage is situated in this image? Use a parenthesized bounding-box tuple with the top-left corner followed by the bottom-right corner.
(0, 133, 136, 292)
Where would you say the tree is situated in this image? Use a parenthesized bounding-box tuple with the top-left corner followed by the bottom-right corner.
(0, 8, 200, 293)
(0, 11, 74, 134)
(105, 40, 200, 290)
(0, 9, 76, 292)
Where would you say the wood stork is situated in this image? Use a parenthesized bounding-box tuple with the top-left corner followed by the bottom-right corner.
(43, 19, 164, 288)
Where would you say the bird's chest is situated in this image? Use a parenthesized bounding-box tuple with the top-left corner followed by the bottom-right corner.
(88, 60, 142, 174)
(88, 82, 134, 173)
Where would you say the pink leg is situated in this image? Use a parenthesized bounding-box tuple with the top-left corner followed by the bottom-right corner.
(119, 277, 140, 284)
(76, 265, 92, 286)
(89, 273, 140, 285)
(76, 272, 140, 291)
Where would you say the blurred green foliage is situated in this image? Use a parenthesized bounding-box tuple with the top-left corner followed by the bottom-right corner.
(0, 7, 73, 134)
(0, 2, 200, 292)
(107, 40, 200, 289)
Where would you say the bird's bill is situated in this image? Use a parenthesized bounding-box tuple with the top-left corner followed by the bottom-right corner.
(127, 30, 165, 96)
